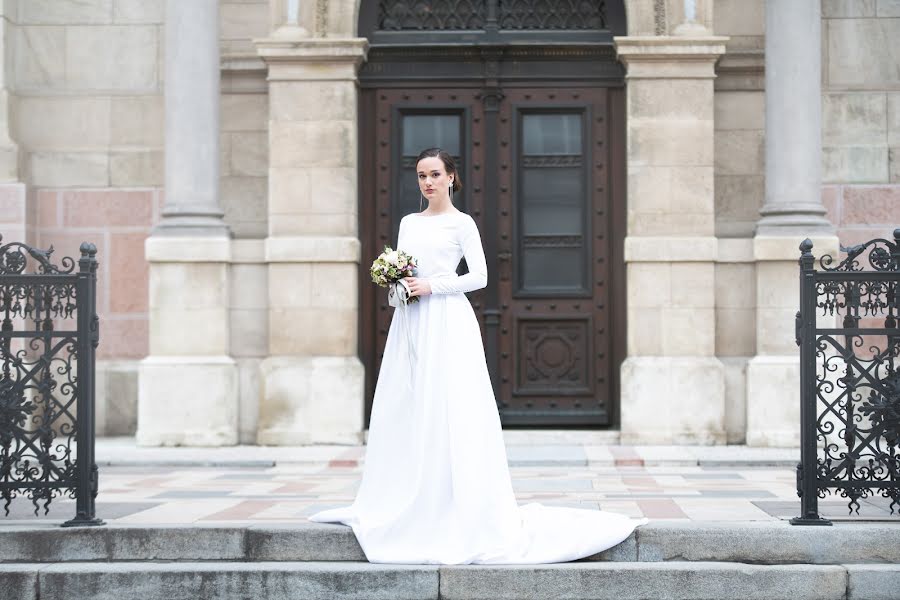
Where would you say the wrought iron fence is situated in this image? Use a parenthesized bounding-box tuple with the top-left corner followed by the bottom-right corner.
(792, 229, 900, 525)
(0, 235, 103, 526)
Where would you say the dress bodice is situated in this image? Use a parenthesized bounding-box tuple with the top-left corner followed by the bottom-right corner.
(397, 211, 488, 295)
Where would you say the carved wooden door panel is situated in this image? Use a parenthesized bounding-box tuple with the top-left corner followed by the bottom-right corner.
(493, 88, 615, 426)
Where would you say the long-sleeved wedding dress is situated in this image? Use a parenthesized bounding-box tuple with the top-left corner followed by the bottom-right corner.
(308, 209, 646, 564)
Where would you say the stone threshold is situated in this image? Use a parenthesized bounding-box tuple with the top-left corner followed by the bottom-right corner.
(1, 521, 898, 565)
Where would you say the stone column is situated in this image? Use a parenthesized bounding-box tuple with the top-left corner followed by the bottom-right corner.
(137, 0, 239, 446)
(254, 36, 368, 444)
(745, 0, 838, 446)
(615, 35, 728, 444)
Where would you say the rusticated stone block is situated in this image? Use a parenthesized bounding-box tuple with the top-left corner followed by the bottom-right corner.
(245, 524, 366, 561)
(823, 92, 887, 146)
(38, 562, 439, 600)
(439, 563, 846, 600)
(0, 566, 38, 600)
(847, 564, 900, 600)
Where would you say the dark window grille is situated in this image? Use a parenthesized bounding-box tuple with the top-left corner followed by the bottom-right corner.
(376, 0, 607, 31)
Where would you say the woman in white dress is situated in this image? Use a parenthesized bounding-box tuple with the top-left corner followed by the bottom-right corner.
(309, 148, 646, 564)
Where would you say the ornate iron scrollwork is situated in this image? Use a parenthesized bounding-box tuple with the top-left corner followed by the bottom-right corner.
(819, 228, 900, 273)
(499, 0, 607, 30)
(859, 371, 900, 446)
(793, 229, 900, 524)
(378, 0, 487, 30)
(0, 236, 102, 526)
(376, 0, 607, 31)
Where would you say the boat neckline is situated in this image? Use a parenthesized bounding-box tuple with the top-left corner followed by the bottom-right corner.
(410, 210, 463, 218)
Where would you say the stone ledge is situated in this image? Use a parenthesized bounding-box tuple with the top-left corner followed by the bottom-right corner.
(4, 522, 898, 566)
(231, 239, 266, 263)
(265, 236, 361, 263)
(624, 236, 718, 262)
(145, 236, 232, 263)
(717, 238, 755, 263)
(754, 234, 840, 262)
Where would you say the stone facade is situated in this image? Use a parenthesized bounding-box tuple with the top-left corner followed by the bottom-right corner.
(0, 0, 897, 446)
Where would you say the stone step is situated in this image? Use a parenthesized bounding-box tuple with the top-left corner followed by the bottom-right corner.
(1, 521, 899, 565)
(1, 560, 898, 600)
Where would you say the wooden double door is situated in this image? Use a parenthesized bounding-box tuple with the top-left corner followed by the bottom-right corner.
(360, 84, 626, 427)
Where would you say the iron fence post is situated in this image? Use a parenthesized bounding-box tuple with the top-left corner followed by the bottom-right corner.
(791, 239, 831, 525)
(62, 243, 103, 527)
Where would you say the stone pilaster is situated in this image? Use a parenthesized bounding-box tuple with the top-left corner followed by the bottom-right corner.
(745, 0, 838, 447)
(137, 0, 238, 446)
(254, 37, 367, 444)
(615, 36, 728, 444)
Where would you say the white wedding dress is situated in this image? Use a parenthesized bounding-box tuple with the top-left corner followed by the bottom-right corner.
(308, 210, 646, 564)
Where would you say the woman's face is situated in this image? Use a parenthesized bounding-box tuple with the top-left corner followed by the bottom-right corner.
(416, 156, 454, 201)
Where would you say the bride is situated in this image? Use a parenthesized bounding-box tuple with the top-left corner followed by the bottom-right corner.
(308, 148, 646, 564)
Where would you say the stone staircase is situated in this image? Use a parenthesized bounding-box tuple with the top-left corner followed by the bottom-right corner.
(1, 521, 899, 599)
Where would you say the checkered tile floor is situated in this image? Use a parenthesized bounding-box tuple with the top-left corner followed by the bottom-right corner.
(4, 459, 896, 524)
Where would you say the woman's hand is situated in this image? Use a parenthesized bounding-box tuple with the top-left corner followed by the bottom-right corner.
(403, 276, 432, 297)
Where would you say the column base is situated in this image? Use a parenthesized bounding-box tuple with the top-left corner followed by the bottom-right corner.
(136, 355, 239, 446)
(746, 355, 800, 447)
(257, 356, 364, 445)
(620, 356, 726, 445)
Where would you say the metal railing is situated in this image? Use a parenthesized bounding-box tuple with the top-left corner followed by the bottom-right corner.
(0, 236, 103, 526)
(793, 230, 900, 525)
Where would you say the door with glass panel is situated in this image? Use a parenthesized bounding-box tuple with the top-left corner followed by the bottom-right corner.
(491, 88, 619, 425)
(361, 86, 623, 426)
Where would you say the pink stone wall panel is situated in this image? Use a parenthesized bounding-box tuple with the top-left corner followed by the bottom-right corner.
(0, 184, 26, 224)
(35, 189, 61, 227)
(63, 190, 154, 228)
(840, 186, 900, 227)
(824, 184, 900, 247)
(33, 188, 160, 361)
(821, 185, 840, 225)
(109, 232, 149, 313)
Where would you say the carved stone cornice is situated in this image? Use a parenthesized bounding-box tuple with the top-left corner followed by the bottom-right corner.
(254, 37, 369, 81)
(614, 36, 729, 79)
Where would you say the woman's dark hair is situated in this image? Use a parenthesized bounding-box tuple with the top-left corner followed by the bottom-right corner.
(415, 147, 462, 193)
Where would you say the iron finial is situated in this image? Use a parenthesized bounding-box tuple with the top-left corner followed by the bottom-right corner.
(79, 242, 97, 257)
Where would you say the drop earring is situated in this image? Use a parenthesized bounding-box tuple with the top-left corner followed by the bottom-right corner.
(449, 181, 454, 204)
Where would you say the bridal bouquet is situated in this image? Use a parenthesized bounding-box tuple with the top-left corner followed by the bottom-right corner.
(370, 246, 420, 305)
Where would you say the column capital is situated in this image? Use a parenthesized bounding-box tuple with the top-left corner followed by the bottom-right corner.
(255, 37, 368, 81)
(614, 36, 728, 78)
